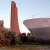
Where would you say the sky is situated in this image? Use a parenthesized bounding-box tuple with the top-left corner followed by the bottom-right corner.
(0, 0, 50, 33)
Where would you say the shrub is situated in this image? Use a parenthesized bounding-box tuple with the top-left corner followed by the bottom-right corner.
(5, 32, 17, 46)
(20, 33, 27, 44)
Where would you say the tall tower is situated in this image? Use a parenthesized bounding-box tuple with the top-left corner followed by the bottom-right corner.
(11, 1, 20, 36)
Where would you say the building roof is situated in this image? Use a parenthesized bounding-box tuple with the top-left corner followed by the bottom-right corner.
(24, 18, 50, 29)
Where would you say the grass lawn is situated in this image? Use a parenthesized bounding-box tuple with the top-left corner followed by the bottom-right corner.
(0, 45, 50, 50)
(0, 44, 50, 50)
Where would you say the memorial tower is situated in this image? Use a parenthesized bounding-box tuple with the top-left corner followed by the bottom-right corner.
(11, 1, 20, 36)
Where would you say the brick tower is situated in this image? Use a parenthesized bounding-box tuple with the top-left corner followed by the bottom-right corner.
(11, 1, 20, 36)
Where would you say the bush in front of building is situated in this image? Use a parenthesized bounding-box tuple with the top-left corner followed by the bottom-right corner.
(20, 33, 27, 44)
(15, 34, 23, 44)
(5, 32, 17, 46)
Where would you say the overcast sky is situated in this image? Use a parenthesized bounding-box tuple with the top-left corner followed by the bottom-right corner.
(0, 0, 50, 33)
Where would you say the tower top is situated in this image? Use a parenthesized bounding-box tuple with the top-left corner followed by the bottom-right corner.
(11, 1, 16, 4)
(12, 0, 16, 3)
(11, 1, 16, 8)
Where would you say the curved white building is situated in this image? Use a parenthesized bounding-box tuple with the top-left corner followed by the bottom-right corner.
(24, 18, 50, 40)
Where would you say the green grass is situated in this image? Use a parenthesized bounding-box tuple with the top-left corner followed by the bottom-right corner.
(15, 44, 50, 48)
